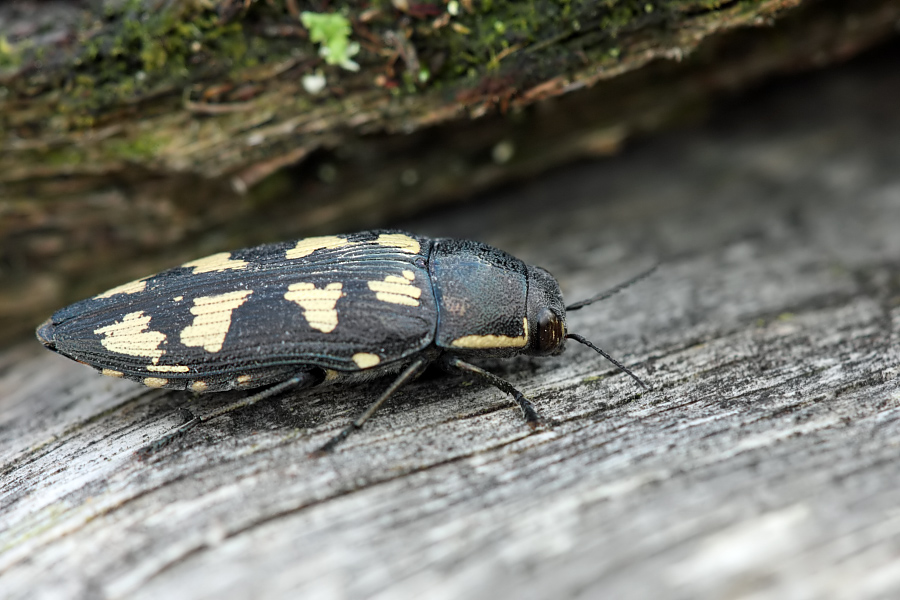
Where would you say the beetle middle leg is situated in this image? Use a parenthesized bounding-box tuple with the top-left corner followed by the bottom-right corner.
(310, 357, 430, 456)
(440, 355, 541, 425)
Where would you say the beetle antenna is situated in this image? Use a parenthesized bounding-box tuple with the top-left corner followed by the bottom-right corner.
(565, 263, 658, 311)
(566, 333, 649, 390)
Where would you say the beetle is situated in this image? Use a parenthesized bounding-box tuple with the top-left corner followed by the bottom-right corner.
(36, 230, 651, 455)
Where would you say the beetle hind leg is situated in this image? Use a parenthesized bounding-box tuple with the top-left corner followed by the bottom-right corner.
(135, 368, 325, 458)
(441, 356, 541, 425)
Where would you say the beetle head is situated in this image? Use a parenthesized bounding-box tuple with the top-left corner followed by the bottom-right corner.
(527, 264, 657, 390)
(525, 265, 567, 356)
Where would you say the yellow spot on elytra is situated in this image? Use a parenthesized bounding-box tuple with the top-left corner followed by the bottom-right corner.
(172, 296, 183, 302)
(147, 364, 190, 373)
(285, 233, 420, 261)
(285, 236, 349, 260)
(373, 233, 420, 254)
(368, 272, 422, 306)
(143, 377, 168, 388)
(94, 311, 167, 362)
(95, 278, 147, 299)
(236, 374, 252, 385)
(180, 290, 253, 353)
(190, 381, 208, 392)
(101, 368, 123, 378)
(284, 282, 344, 333)
(182, 252, 248, 274)
(352, 353, 381, 368)
(451, 318, 529, 349)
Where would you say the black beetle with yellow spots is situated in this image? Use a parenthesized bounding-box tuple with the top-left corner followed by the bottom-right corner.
(37, 230, 650, 454)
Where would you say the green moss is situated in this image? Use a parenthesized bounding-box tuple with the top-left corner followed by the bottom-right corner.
(300, 12, 360, 71)
(420, 0, 678, 85)
(105, 132, 166, 161)
(0, 36, 23, 70)
(56, 0, 287, 124)
(18, 0, 733, 134)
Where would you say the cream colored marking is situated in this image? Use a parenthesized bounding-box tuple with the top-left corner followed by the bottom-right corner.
(190, 381, 209, 393)
(236, 374, 252, 385)
(180, 290, 253, 353)
(373, 233, 420, 254)
(285, 236, 349, 260)
(94, 311, 167, 363)
(101, 368, 124, 378)
(143, 377, 168, 388)
(352, 353, 381, 369)
(401, 270, 415, 280)
(95, 278, 147, 299)
(172, 296, 183, 302)
(451, 318, 529, 349)
(147, 364, 190, 373)
(182, 252, 248, 274)
(324, 369, 341, 381)
(284, 282, 344, 333)
(368, 272, 422, 307)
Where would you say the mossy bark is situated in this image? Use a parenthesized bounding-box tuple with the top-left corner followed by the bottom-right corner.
(2, 0, 899, 342)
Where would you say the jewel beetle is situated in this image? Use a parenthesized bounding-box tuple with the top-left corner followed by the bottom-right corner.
(36, 230, 650, 454)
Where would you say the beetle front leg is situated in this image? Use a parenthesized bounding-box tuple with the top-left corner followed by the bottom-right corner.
(441, 356, 541, 426)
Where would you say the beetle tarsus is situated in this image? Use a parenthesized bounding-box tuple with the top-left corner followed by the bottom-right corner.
(309, 426, 356, 457)
(516, 392, 541, 424)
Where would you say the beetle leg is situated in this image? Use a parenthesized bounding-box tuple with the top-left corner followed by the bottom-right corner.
(135, 369, 325, 458)
(441, 356, 541, 425)
(311, 357, 430, 457)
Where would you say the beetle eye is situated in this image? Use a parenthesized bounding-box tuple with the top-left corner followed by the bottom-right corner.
(537, 308, 564, 353)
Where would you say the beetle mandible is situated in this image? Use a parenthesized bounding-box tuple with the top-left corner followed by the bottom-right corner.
(36, 230, 652, 454)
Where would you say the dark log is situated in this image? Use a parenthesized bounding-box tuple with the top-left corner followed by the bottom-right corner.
(2, 44, 900, 598)
(2, 0, 900, 342)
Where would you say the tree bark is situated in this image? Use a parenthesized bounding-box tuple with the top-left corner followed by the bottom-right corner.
(2, 43, 900, 598)
(3, 0, 900, 342)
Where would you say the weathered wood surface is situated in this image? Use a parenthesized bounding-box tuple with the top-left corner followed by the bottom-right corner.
(3, 46, 900, 598)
